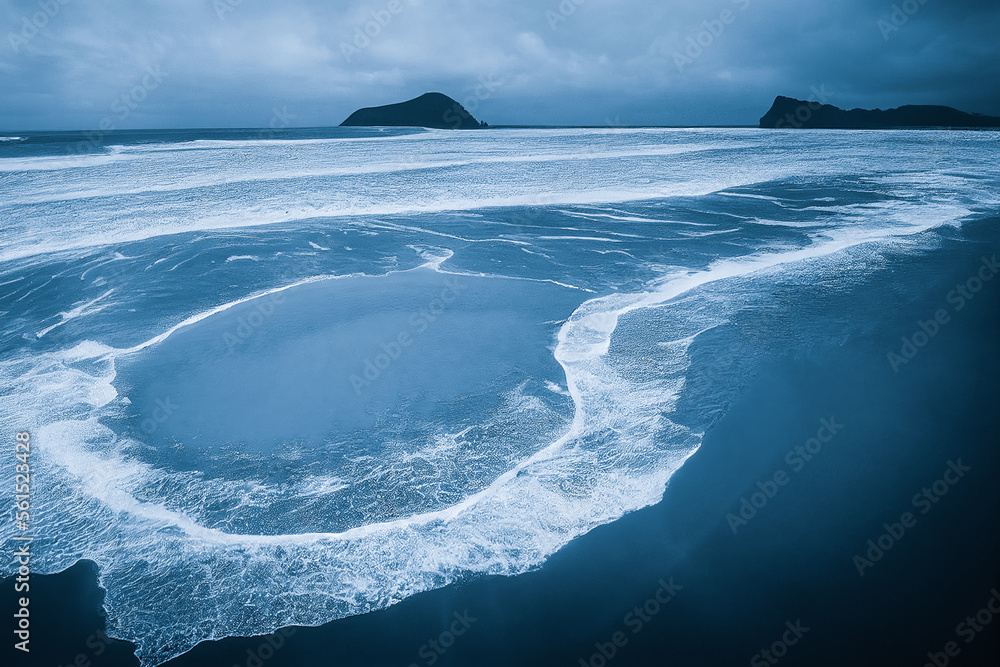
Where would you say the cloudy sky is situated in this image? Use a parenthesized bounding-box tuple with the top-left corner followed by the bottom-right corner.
(1, 0, 998, 130)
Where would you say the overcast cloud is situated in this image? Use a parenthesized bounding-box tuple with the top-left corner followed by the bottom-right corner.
(1, 0, 998, 129)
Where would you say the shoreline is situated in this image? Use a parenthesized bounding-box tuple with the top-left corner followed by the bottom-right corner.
(6, 216, 999, 667)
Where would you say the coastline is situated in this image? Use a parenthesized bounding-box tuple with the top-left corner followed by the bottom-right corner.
(6, 216, 999, 667)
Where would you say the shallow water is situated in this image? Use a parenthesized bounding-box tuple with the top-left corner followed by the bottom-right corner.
(1, 126, 998, 665)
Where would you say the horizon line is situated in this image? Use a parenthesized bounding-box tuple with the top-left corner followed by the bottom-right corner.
(1, 124, 764, 134)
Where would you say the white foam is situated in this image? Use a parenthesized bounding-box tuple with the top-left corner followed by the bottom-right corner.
(9, 144, 729, 207)
(2, 128, 996, 667)
(588, 249, 637, 258)
(0, 152, 139, 172)
(537, 236, 623, 242)
(298, 476, 350, 496)
(545, 381, 570, 396)
(407, 245, 454, 270)
(36, 289, 115, 338)
(0, 132, 779, 264)
(105, 133, 431, 152)
(108, 272, 368, 357)
(718, 192, 789, 204)
(0, 204, 974, 665)
(46, 210, 960, 544)
(677, 228, 740, 238)
(0, 184, 747, 264)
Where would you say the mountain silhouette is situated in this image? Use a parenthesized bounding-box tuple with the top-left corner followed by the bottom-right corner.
(341, 92, 486, 129)
(760, 96, 1000, 129)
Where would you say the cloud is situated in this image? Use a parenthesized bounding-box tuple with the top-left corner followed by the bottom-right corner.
(0, 0, 997, 129)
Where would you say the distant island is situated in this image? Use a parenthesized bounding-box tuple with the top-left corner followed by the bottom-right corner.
(341, 92, 487, 130)
(760, 96, 1000, 129)
(339, 91, 1000, 130)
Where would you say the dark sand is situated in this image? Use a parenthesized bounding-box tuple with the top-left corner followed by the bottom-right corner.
(7, 219, 999, 667)
(1, 560, 138, 667)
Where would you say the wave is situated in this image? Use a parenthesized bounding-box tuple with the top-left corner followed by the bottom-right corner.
(2, 129, 997, 665)
(0, 200, 970, 665)
(0, 179, 777, 264)
(35, 289, 116, 339)
(0, 152, 140, 173)
(102, 132, 433, 152)
(7, 143, 733, 207)
(95, 127, 693, 154)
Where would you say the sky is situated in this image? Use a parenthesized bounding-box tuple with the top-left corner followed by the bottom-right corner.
(1, 0, 998, 130)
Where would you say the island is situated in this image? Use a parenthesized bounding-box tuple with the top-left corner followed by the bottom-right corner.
(341, 92, 487, 130)
(760, 96, 1000, 129)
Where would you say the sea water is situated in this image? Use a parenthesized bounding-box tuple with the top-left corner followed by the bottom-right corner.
(1, 126, 997, 665)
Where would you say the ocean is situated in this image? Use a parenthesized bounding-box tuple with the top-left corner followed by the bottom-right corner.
(1, 127, 998, 666)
